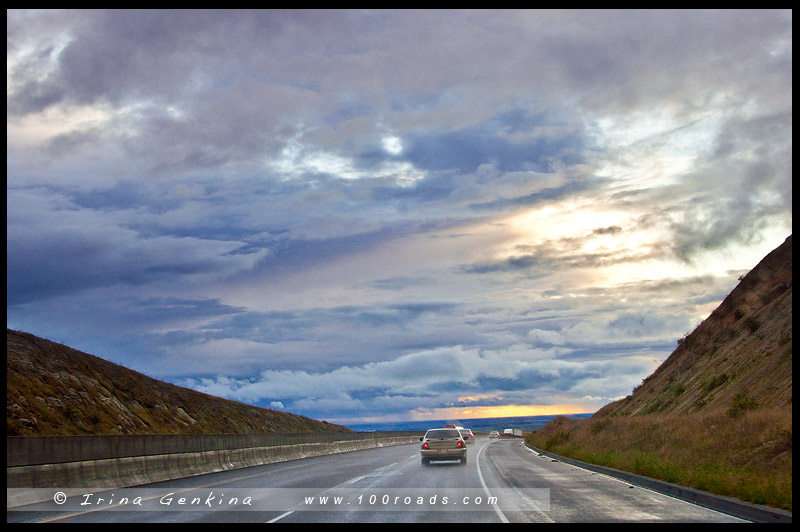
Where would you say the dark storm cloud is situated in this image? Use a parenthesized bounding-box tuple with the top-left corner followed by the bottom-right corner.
(129, 300, 474, 375)
(402, 110, 585, 174)
(133, 297, 245, 321)
(6, 187, 266, 306)
(459, 230, 667, 276)
(7, 10, 792, 422)
(8, 10, 356, 175)
(466, 177, 594, 212)
(641, 112, 792, 264)
(369, 171, 457, 204)
(461, 255, 540, 275)
(370, 276, 434, 291)
(8, 10, 314, 114)
(535, 10, 792, 113)
(9, 10, 791, 169)
(593, 226, 622, 236)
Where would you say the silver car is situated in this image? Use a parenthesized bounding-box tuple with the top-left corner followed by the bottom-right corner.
(420, 428, 467, 465)
(460, 428, 475, 444)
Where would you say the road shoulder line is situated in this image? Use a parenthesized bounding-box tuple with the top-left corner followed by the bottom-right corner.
(475, 440, 509, 523)
(523, 442, 791, 524)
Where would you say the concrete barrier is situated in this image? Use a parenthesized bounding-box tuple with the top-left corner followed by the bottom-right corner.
(7, 432, 423, 508)
(7, 432, 424, 467)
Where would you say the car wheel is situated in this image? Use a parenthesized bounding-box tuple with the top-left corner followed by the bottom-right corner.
(421, 457, 430, 466)
(460, 456, 467, 465)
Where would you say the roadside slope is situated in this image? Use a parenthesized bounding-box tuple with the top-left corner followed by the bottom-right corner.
(527, 235, 792, 511)
(597, 234, 792, 417)
(7, 329, 351, 435)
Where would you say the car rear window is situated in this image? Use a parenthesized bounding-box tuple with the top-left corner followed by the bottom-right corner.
(425, 429, 461, 438)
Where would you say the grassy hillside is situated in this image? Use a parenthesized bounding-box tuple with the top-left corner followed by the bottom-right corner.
(527, 408, 791, 511)
(526, 235, 792, 511)
(597, 234, 792, 417)
(7, 329, 351, 436)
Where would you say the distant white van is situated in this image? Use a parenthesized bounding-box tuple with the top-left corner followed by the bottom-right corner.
(503, 428, 513, 435)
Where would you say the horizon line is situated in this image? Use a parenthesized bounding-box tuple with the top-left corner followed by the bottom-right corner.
(329, 411, 597, 426)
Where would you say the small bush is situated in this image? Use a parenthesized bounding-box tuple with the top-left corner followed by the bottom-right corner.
(728, 392, 758, 418)
(671, 383, 686, 397)
(544, 431, 571, 450)
(642, 399, 663, 415)
(704, 373, 728, 392)
(590, 418, 612, 435)
(744, 316, 760, 333)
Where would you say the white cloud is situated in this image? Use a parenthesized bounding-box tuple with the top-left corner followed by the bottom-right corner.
(381, 135, 403, 155)
(527, 329, 565, 346)
(7, 10, 791, 424)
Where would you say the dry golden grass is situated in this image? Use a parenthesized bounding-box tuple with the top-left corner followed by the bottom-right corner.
(526, 408, 792, 511)
(7, 329, 352, 436)
(542, 238, 793, 512)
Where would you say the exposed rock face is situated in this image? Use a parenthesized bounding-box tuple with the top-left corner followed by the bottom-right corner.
(7, 329, 351, 436)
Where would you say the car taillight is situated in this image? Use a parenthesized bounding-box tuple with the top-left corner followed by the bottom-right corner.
(457, 441, 464, 448)
(421, 442, 430, 449)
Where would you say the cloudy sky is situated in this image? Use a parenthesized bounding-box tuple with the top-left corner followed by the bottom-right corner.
(7, 10, 792, 426)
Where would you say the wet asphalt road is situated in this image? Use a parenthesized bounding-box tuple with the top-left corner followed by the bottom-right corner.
(7, 436, 747, 523)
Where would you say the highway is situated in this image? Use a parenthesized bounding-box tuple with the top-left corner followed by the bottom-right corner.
(7, 436, 747, 523)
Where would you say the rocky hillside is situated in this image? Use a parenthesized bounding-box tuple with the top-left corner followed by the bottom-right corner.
(527, 236, 792, 511)
(596, 235, 792, 418)
(7, 329, 351, 436)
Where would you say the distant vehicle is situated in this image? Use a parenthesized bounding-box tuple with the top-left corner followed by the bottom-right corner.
(420, 428, 467, 465)
(460, 428, 475, 444)
(489, 431, 500, 438)
(503, 428, 523, 437)
(444, 424, 456, 428)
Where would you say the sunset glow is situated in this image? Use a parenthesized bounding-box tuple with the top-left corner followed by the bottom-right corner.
(7, 10, 791, 426)
(409, 404, 595, 422)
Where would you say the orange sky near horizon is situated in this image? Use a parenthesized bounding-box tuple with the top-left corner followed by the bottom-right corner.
(335, 403, 596, 425)
(411, 403, 595, 421)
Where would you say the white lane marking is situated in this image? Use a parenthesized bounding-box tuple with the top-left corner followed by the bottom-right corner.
(476, 440, 509, 523)
(344, 461, 402, 485)
(266, 457, 405, 521)
(267, 510, 294, 523)
(524, 445, 732, 515)
(493, 442, 554, 522)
